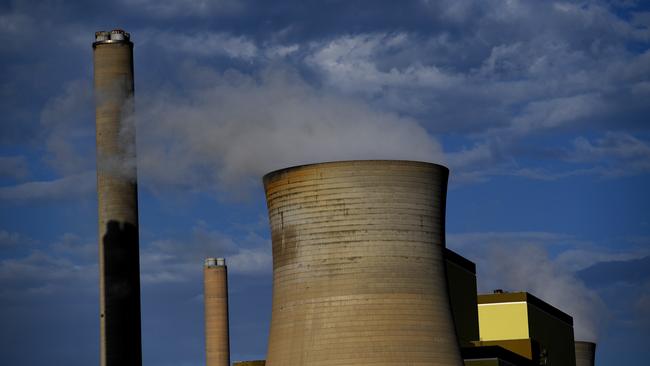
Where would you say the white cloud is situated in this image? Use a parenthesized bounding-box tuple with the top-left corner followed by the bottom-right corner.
(567, 132, 650, 177)
(555, 247, 650, 272)
(0, 171, 95, 203)
(264, 44, 300, 58)
(0, 234, 97, 298)
(0, 230, 35, 248)
(140, 222, 271, 285)
(50, 233, 96, 261)
(447, 231, 611, 341)
(306, 33, 461, 94)
(121, 0, 243, 18)
(552, 1, 650, 41)
(480, 244, 605, 341)
(151, 32, 258, 60)
(0, 12, 33, 38)
(285, 3, 649, 182)
(507, 93, 605, 134)
(40, 79, 94, 176)
(572, 132, 650, 161)
(448, 231, 580, 250)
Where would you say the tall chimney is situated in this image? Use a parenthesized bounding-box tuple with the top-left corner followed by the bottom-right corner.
(263, 160, 464, 366)
(204, 258, 230, 366)
(575, 341, 596, 366)
(93, 29, 142, 366)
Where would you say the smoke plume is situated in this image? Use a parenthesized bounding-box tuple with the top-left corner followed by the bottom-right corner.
(134, 66, 444, 197)
(448, 233, 606, 342)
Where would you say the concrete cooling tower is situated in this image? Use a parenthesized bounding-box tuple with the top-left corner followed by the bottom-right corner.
(93, 29, 142, 366)
(263, 160, 464, 366)
(575, 341, 596, 366)
(204, 258, 230, 366)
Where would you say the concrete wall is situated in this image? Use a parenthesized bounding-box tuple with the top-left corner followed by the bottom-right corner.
(263, 160, 463, 366)
(527, 301, 576, 366)
(93, 30, 142, 366)
(472, 340, 537, 361)
(445, 249, 479, 346)
(204, 260, 230, 366)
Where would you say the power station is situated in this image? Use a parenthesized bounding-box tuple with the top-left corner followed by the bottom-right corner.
(92, 30, 597, 366)
(93, 29, 142, 366)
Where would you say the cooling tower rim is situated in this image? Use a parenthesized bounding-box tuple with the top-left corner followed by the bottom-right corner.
(263, 160, 449, 184)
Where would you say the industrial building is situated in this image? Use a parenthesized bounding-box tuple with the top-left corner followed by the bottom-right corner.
(218, 161, 595, 366)
(475, 291, 577, 365)
(91, 30, 595, 366)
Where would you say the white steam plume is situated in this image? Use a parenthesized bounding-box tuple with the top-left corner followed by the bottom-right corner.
(449, 233, 606, 342)
(135, 66, 445, 196)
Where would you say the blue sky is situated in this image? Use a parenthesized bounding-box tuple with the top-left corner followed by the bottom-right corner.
(1, 0, 649, 365)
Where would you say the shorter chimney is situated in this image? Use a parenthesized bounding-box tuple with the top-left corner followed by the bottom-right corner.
(204, 258, 230, 366)
(575, 341, 596, 366)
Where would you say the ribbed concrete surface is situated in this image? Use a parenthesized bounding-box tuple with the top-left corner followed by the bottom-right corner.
(575, 341, 596, 366)
(94, 37, 142, 366)
(205, 264, 230, 366)
(263, 160, 463, 366)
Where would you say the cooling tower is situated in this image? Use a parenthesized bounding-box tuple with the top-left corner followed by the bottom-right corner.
(93, 29, 142, 366)
(575, 341, 596, 366)
(204, 258, 230, 366)
(263, 160, 464, 366)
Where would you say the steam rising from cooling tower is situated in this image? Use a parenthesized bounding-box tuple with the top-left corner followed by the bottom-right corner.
(263, 160, 464, 365)
(93, 29, 142, 366)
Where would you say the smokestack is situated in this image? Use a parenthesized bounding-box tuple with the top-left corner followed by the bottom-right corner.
(575, 341, 596, 366)
(204, 258, 230, 366)
(93, 29, 142, 366)
(263, 160, 464, 365)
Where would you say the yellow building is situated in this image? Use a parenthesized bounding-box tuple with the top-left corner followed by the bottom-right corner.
(444, 252, 536, 366)
(476, 292, 576, 366)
